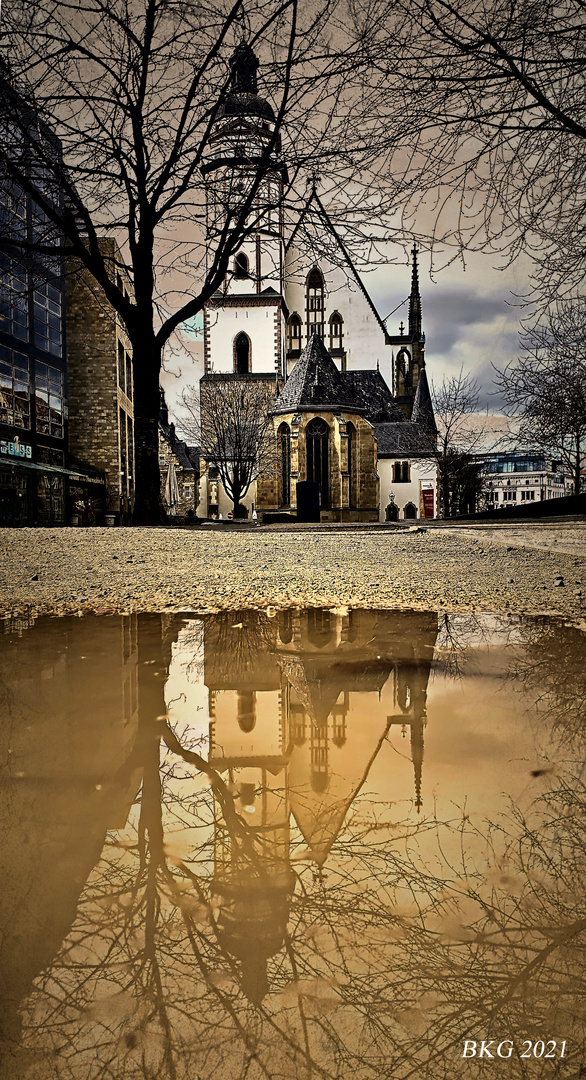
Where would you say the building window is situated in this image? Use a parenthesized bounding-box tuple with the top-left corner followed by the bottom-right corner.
(329, 311, 343, 352)
(35, 362, 63, 437)
(0, 346, 30, 429)
(306, 416, 329, 507)
(118, 340, 125, 390)
(125, 352, 133, 401)
(306, 267, 324, 339)
(287, 313, 302, 353)
(346, 421, 356, 507)
(208, 465, 219, 480)
(237, 691, 256, 732)
(33, 283, 62, 356)
(279, 422, 291, 506)
(234, 332, 251, 373)
(0, 258, 28, 341)
(234, 253, 249, 278)
(393, 461, 410, 483)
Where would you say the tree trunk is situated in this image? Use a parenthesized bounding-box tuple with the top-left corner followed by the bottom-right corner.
(132, 334, 166, 525)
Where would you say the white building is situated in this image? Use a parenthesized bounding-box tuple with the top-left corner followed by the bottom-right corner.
(479, 453, 571, 510)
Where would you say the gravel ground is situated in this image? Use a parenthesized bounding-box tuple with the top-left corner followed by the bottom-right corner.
(1, 522, 586, 618)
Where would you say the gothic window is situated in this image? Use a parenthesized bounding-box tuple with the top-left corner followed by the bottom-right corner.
(346, 421, 356, 507)
(279, 609, 293, 645)
(393, 460, 410, 483)
(306, 267, 324, 339)
(307, 608, 333, 649)
(306, 416, 329, 507)
(329, 311, 343, 352)
(287, 312, 302, 354)
(234, 332, 251, 373)
(278, 422, 291, 507)
(234, 252, 249, 279)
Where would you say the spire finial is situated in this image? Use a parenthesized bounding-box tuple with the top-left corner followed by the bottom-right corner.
(408, 244, 422, 340)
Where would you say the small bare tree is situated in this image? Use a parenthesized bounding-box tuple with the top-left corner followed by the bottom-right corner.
(497, 302, 586, 496)
(181, 375, 279, 517)
(432, 369, 490, 517)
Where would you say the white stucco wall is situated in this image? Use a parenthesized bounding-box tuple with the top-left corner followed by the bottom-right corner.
(285, 246, 393, 383)
(377, 458, 437, 521)
(205, 304, 286, 374)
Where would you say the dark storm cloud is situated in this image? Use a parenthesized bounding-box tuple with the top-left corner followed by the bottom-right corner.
(425, 288, 517, 356)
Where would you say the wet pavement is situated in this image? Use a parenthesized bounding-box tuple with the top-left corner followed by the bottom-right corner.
(1, 607, 585, 1079)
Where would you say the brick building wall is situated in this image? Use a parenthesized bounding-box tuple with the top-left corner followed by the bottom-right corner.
(66, 240, 135, 520)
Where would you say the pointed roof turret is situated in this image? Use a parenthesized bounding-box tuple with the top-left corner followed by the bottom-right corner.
(411, 363, 437, 436)
(408, 245, 422, 340)
(272, 334, 360, 414)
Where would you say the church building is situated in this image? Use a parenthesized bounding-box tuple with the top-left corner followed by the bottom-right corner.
(196, 43, 437, 523)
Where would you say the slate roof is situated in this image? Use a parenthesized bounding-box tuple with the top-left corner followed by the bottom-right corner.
(411, 365, 437, 433)
(374, 421, 436, 457)
(341, 370, 405, 423)
(272, 334, 360, 414)
(160, 421, 200, 474)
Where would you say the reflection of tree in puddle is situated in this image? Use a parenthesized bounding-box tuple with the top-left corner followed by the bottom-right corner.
(2, 610, 586, 1078)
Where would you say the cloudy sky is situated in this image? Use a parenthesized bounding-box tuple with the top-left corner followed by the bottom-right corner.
(160, 241, 534, 425)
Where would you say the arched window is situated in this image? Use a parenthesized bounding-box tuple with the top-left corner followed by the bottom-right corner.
(237, 691, 256, 732)
(306, 417, 329, 507)
(279, 609, 293, 645)
(306, 267, 324, 339)
(329, 311, 343, 352)
(234, 332, 251, 373)
(234, 252, 249, 278)
(287, 313, 302, 354)
(278, 422, 291, 507)
(346, 421, 356, 507)
(307, 609, 333, 649)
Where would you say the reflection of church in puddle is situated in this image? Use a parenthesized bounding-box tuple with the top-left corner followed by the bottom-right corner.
(202, 608, 438, 1001)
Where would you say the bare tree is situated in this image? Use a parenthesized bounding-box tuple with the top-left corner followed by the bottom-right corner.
(496, 302, 586, 496)
(352, 0, 586, 302)
(0, 0, 388, 523)
(432, 369, 490, 517)
(181, 375, 279, 516)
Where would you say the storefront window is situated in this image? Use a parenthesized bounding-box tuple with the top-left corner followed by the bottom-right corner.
(37, 473, 64, 524)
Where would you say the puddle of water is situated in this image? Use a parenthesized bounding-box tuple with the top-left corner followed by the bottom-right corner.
(1, 608, 585, 1079)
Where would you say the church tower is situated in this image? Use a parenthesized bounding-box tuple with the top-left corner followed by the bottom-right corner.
(390, 246, 426, 419)
(202, 43, 288, 377)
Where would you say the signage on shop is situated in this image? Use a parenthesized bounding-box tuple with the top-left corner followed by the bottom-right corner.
(1, 437, 32, 460)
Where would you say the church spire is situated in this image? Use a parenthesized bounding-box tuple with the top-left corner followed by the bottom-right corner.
(408, 244, 422, 340)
